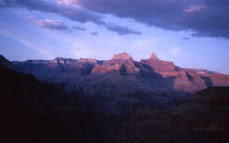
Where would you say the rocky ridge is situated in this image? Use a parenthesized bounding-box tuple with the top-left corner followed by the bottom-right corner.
(12, 52, 229, 93)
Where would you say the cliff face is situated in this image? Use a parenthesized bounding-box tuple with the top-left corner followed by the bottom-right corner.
(92, 55, 141, 74)
(12, 52, 229, 93)
(140, 52, 178, 77)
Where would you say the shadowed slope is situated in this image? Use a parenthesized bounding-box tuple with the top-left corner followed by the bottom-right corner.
(116, 87, 229, 143)
(0, 58, 122, 143)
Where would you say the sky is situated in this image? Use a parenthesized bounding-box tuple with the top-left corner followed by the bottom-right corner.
(0, 0, 229, 74)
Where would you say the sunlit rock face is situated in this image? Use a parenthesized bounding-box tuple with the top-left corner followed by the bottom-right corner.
(92, 53, 139, 74)
(140, 52, 178, 77)
(193, 69, 229, 86)
(139, 52, 229, 92)
(173, 70, 207, 92)
(112, 53, 133, 60)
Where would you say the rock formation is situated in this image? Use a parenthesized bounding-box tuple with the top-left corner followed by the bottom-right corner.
(92, 53, 139, 74)
(140, 52, 178, 77)
(150, 52, 158, 59)
(112, 53, 133, 60)
(12, 52, 229, 93)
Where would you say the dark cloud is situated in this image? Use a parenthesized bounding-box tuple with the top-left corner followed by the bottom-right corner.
(105, 23, 141, 35)
(182, 37, 190, 40)
(77, 0, 229, 39)
(3, 0, 141, 36)
(90, 31, 98, 36)
(3, 0, 105, 25)
(72, 25, 86, 31)
(5, 0, 228, 38)
(35, 20, 68, 30)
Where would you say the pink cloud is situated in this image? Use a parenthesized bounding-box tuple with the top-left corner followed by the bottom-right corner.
(184, 5, 207, 13)
(57, 0, 77, 5)
(36, 20, 68, 30)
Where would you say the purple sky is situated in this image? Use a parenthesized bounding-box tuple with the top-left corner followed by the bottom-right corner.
(0, 0, 229, 74)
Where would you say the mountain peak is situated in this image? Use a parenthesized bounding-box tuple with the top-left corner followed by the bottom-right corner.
(112, 53, 133, 60)
(150, 52, 158, 59)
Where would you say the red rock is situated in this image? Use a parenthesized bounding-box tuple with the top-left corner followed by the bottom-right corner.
(112, 53, 133, 60)
(92, 53, 139, 74)
(140, 52, 177, 77)
(150, 52, 158, 59)
(92, 59, 140, 74)
(77, 58, 98, 64)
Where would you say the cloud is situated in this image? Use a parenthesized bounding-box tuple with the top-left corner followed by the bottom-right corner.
(3, 0, 105, 25)
(76, 0, 229, 39)
(3, 0, 141, 36)
(72, 25, 86, 31)
(0, 0, 5, 5)
(26, 15, 34, 19)
(57, 0, 76, 6)
(170, 46, 180, 55)
(4, 0, 229, 38)
(184, 5, 207, 13)
(90, 31, 98, 36)
(36, 20, 68, 30)
(105, 23, 141, 35)
(182, 37, 190, 40)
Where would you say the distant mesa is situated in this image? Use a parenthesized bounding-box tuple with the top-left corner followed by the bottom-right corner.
(112, 53, 133, 60)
